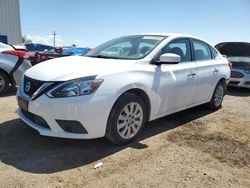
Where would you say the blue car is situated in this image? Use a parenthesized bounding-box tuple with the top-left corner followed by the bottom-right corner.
(63, 47, 89, 55)
(25, 43, 55, 52)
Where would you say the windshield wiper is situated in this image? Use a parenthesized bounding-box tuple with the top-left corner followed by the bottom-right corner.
(87, 55, 119, 59)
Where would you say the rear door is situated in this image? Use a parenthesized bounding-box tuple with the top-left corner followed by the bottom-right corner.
(191, 39, 219, 103)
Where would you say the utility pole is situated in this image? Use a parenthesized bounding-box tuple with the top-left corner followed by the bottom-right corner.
(53, 31, 56, 46)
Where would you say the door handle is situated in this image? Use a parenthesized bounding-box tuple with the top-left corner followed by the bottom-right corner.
(213, 69, 219, 73)
(187, 73, 196, 77)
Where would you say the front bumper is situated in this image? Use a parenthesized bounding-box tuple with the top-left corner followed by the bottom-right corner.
(228, 69, 250, 88)
(17, 90, 115, 139)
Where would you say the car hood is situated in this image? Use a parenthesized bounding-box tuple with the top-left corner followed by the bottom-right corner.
(215, 42, 250, 70)
(25, 56, 136, 81)
(215, 42, 250, 57)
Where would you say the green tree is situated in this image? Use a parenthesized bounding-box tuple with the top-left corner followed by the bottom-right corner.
(22, 35, 32, 43)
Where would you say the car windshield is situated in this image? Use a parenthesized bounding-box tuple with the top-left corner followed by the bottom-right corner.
(86, 35, 166, 60)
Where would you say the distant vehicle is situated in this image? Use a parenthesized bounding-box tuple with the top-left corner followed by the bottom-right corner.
(215, 42, 250, 88)
(24, 43, 55, 65)
(35, 47, 90, 63)
(17, 33, 230, 145)
(0, 42, 32, 95)
(63, 47, 90, 55)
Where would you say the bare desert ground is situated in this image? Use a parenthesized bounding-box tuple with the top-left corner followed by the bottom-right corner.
(0, 87, 249, 188)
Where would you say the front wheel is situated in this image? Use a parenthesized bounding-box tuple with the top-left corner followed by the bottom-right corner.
(105, 93, 147, 145)
(206, 81, 225, 110)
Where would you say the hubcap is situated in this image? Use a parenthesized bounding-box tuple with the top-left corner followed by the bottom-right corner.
(214, 85, 224, 107)
(0, 75, 5, 92)
(117, 102, 143, 139)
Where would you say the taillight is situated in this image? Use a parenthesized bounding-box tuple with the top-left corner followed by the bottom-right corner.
(2, 50, 29, 59)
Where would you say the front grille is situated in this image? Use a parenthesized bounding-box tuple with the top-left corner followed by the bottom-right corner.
(23, 76, 46, 97)
(231, 71, 244, 78)
(21, 109, 51, 129)
(229, 81, 240, 85)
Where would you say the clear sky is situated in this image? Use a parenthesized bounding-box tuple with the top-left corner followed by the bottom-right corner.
(20, 0, 250, 47)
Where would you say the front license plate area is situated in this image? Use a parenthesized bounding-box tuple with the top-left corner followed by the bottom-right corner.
(18, 96, 29, 111)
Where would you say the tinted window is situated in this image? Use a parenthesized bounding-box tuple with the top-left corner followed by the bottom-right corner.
(40, 45, 54, 51)
(25, 44, 36, 51)
(161, 39, 191, 62)
(193, 40, 212, 61)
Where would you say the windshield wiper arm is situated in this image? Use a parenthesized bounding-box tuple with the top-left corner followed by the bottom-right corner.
(87, 55, 119, 59)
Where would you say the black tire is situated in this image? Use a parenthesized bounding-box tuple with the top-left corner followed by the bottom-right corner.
(0, 70, 10, 96)
(105, 93, 147, 145)
(205, 81, 225, 110)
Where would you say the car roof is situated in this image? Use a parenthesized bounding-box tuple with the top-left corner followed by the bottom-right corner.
(138, 32, 198, 38)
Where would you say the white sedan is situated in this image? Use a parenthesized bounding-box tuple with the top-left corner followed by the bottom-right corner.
(17, 33, 231, 145)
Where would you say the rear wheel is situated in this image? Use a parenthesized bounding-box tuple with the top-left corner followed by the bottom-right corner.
(105, 93, 147, 145)
(0, 71, 10, 96)
(206, 81, 225, 110)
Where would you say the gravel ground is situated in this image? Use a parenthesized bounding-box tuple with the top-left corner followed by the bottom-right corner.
(0, 87, 249, 188)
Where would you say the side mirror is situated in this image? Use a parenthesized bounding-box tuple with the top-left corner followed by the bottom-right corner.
(158, 53, 181, 64)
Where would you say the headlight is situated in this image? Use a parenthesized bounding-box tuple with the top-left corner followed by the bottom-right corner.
(47, 77, 103, 98)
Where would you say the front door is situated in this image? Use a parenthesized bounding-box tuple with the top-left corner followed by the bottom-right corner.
(152, 39, 197, 115)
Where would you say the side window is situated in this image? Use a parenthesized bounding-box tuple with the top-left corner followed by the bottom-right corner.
(40, 45, 50, 51)
(210, 46, 218, 59)
(161, 39, 191, 62)
(193, 40, 212, 61)
(25, 44, 36, 51)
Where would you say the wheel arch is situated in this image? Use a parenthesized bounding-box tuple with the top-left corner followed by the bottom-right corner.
(105, 87, 152, 144)
(218, 77, 227, 95)
(123, 88, 151, 122)
(0, 68, 15, 86)
(111, 87, 152, 123)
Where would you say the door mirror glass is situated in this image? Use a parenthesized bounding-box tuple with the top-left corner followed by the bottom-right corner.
(159, 53, 181, 64)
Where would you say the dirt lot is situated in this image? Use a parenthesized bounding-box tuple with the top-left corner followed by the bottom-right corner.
(0, 87, 249, 188)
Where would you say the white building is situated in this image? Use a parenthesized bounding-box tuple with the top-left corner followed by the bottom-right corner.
(0, 0, 22, 44)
